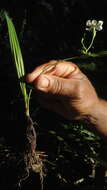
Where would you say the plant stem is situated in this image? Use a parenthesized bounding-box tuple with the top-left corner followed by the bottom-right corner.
(86, 28, 96, 53)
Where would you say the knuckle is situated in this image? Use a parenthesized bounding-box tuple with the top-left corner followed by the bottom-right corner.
(51, 78, 63, 95)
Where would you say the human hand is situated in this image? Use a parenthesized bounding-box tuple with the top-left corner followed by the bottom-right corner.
(26, 60, 100, 121)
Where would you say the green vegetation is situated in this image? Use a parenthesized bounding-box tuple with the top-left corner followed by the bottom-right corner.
(5, 11, 32, 117)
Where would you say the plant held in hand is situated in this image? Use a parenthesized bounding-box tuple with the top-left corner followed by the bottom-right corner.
(0, 11, 45, 188)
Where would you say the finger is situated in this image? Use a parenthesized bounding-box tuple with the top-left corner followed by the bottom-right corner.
(26, 60, 78, 83)
(26, 60, 57, 83)
(48, 61, 77, 78)
(33, 73, 76, 97)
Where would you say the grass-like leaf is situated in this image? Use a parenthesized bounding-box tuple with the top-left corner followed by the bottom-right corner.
(4, 11, 31, 116)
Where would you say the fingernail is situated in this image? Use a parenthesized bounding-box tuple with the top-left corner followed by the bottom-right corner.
(71, 66, 75, 72)
(38, 76, 49, 88)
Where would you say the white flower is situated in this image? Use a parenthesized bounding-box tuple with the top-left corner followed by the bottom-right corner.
(86, 20, 103, 31)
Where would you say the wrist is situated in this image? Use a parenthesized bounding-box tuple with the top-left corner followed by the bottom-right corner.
(83, 99, 107, 138)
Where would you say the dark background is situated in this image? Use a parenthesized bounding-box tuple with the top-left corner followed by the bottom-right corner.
(0, 0, 107, 189)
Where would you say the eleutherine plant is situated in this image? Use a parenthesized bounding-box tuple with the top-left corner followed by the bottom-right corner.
(3, 11, 45, 189)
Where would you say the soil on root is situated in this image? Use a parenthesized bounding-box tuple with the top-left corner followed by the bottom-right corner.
(0, 116, 46, 190)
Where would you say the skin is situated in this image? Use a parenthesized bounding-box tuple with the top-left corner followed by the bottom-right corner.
(26, 60, 107, 140)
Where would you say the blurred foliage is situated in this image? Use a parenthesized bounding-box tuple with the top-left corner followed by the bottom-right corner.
(40, 121, 101, 185)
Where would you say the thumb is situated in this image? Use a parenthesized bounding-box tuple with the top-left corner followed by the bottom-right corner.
(34, 74, 74, 96)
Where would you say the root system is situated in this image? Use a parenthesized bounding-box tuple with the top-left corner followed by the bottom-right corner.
(0, 116, 46, 189)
